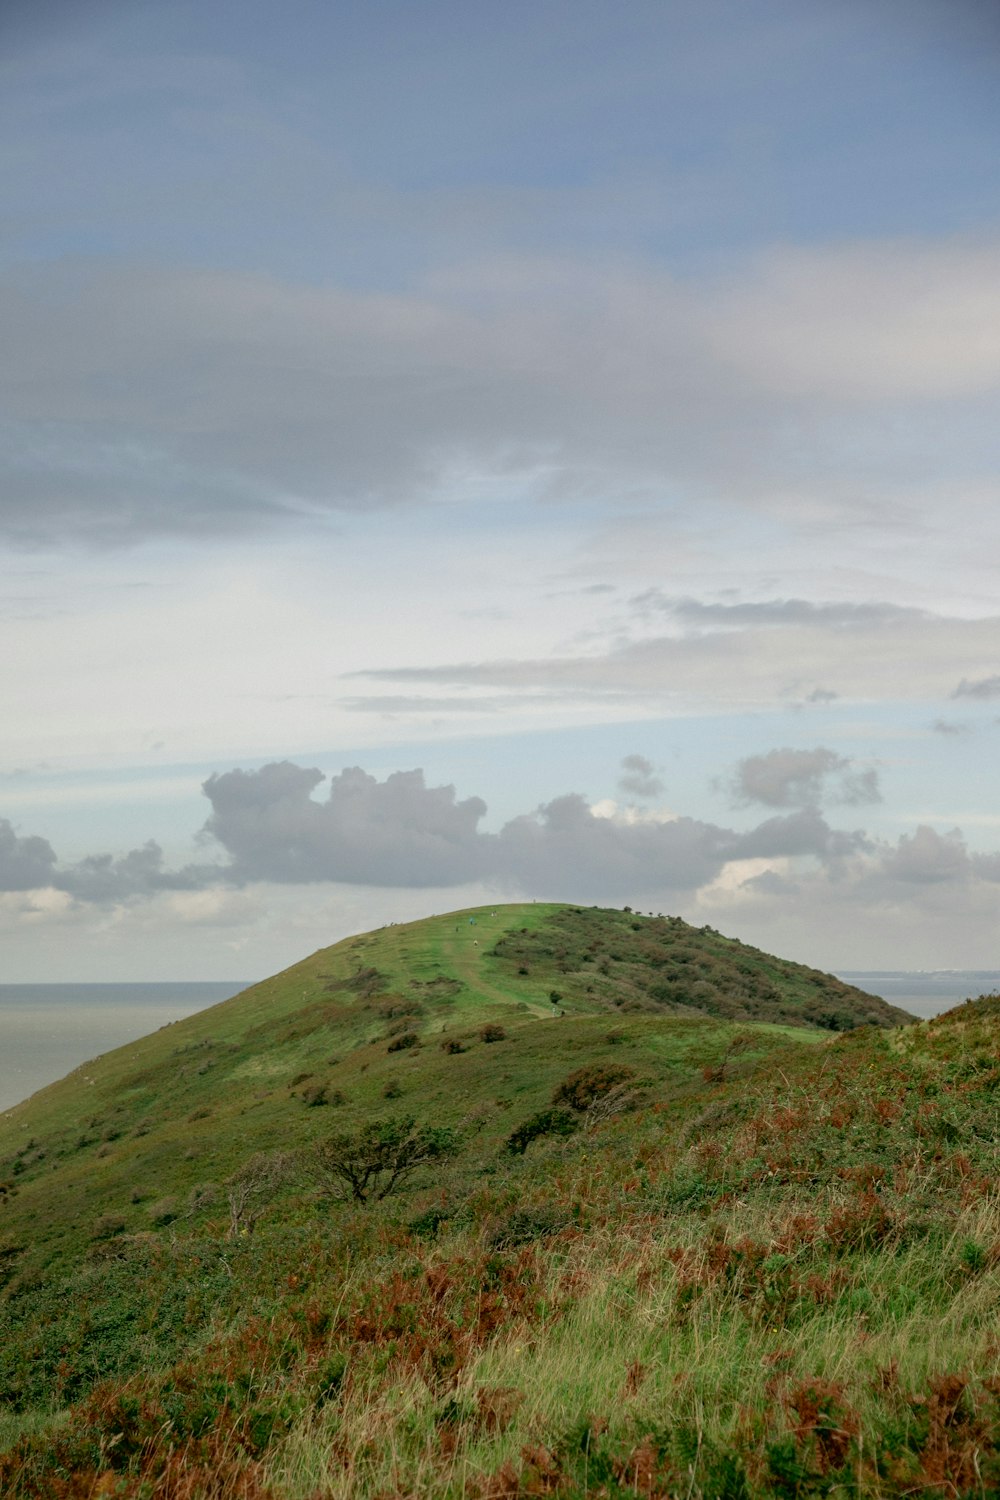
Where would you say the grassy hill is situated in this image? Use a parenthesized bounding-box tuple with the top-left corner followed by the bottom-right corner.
(3, 904, 999, 1498)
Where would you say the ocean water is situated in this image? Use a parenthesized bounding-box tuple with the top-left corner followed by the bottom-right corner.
(0, 982, 251, 1113)
(836, 971, 1000, 1021)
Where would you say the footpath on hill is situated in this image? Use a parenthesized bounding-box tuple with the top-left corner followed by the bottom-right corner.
(434, 909, 553, 1016)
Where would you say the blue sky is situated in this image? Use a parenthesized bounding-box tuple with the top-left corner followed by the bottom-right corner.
(1, 0, 999, 978)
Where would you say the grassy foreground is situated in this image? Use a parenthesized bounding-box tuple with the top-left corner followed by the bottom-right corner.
(0, 905, 997, 1498)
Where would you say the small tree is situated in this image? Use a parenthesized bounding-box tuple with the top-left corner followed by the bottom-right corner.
(313, 1115, 458, 1205)
(226, 1150, 296, 1238)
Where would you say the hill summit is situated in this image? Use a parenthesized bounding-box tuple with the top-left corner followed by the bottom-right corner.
(12, 905, 998, 1500)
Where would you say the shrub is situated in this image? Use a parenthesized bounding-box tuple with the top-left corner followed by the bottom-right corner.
(440, 1038, 467, 1054)
(313, 1115, 459, 1204)
(148, 1197, 179, 1227)
(314, 1351, 348, 1406)
(301, 1083, 330, 1106)
(480, 1023, 507, 1043)
(552, 1063, 636, 1112)
(506, 1107, 578, 1155)
(387, 1031, 420, 1053)
(92, 1213, 126, 1241)
(487, 1203, 570, 1246)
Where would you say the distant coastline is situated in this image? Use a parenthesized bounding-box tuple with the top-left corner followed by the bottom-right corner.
(0, 982, 252, 1114)
(2, 971, 997, 1115)
(836, 970, 1000, 1020)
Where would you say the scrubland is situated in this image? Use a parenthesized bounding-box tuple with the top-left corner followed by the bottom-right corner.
(0, 905, 996, 1498)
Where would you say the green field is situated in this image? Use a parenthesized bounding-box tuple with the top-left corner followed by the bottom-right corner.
(0, 904, 996, 1498)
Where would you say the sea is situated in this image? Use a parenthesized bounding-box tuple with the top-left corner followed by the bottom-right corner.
(0, 982, 251, 1113)
(1, 970, 999, 1115)
(835, 971, 1000, 1020)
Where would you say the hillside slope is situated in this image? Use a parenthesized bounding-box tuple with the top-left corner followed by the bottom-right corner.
(7, 906, 993, 1500)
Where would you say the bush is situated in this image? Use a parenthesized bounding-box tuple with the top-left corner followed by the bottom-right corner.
(313, 1115, 459, 1204)
(479, 1023, 506, 1043)
(487, 1203, 570, 1247)
(148, 1197, 179, 1227)
(506, 1107, 578, 1155)
(92, 1213, 126, 1241)
(387, 1031, 420, 1053)
(440, 1038, 467, 1054)
(552, 1063, 636, 1112)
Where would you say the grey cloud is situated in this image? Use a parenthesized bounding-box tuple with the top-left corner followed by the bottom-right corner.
(617, 754, 663, 799)
(198, 762, 856, 901)
(733, 808, 870, 862)
(340, 694, 557, 715)
(0, 819, 57, 889)
(200, 762, 490, 887)
(631, 594, 927, 631)
(879, 826, 969, 885)
(0, 819, 210, 901)
(953, 675, 1000, 699)
(931, 718, 970, 736)
(494, 796, 736, 899)
(2, 240, 999, 547)
(53, 841, 210, 903)
(4, 762, 1000, 927)
(805, 688, 838, 704)
(730, 748, 881, 810)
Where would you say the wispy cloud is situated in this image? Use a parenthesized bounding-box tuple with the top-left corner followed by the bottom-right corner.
(353, 601, 1000, 711)
(2, 236, 998, 547)
(952, 674, 1000, 700)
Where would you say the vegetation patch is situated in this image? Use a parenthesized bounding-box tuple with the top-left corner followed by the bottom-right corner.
(3, 902, 980, 1500)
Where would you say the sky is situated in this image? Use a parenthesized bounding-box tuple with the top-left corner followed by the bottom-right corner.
(2, 0, 999, 980)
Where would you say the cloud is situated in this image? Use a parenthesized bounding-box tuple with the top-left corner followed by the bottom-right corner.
(196, 761, 871, 902)
(930, 718, 970, 736)
(353, 600, 1000, 712)
(617, 753, 663, 799)
(200, 762, 490, 887)
(633, 595, 928, 631)
(54, 840, 209, 903)
(729, 748, 881, 810)
(953, 674, 1000, 699)
(1, 761, 999, 973)
(2, 236, 999, 546)
(0, 819, 58, 890)
(879, 825, 969, 885)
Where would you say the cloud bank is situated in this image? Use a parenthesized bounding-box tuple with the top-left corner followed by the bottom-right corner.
(351, 597, 1000, 714)
(1, 757, 998, 949)
(2, 236, 999, 546)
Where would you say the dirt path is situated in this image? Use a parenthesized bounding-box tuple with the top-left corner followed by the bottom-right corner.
(436, 914, 550, 1016)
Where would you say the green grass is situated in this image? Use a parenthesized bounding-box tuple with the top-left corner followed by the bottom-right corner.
(1, 902, 996, 1499)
